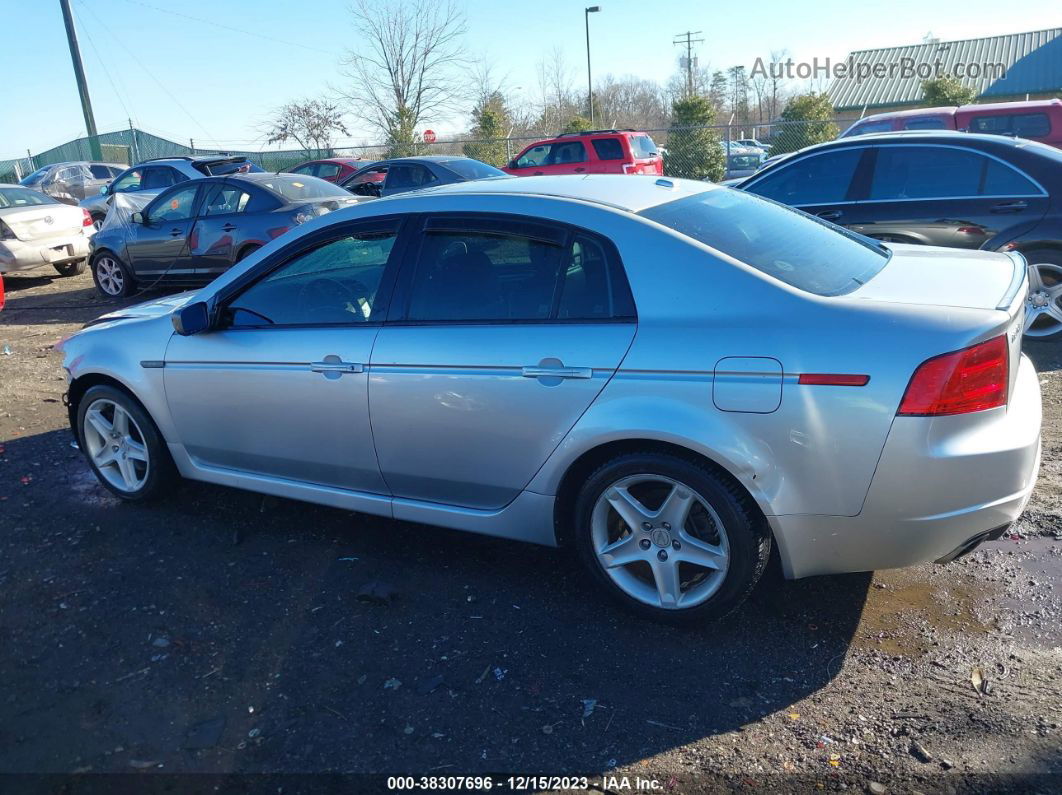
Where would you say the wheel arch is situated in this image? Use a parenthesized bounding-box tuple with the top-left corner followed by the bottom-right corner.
(67, 372, 165, 442)
(551, 438, 771, 550)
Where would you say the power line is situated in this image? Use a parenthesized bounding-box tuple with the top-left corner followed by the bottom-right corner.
(72, 4, 137, 127)
(116, 0, 334, 55)
(74, 0, 216, 143)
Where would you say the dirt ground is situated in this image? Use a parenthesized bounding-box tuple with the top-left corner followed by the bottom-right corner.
(1, 270, 1060, 794)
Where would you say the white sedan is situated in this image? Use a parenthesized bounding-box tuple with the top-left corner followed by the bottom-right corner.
(0, 184, 95, 277)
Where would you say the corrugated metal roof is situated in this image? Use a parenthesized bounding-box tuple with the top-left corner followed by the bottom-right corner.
(828, 28, 1062, 110)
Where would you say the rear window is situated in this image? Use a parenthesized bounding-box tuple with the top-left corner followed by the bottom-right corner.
(0, 187, 59, 208)
(843, 119, 892, 136)
(638, 188, 888, 297)
(631, 134, 658, 157)
(256, 175, 352, 201)
(440, 159, 507, 180)
(903, 117, 948, 130)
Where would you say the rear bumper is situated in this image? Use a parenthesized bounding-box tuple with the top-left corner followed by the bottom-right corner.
(0, 233, 92, 273)
(772, 354, 1042, 579)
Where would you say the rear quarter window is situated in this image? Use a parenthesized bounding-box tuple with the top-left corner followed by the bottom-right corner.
(638, 188, 888, 297)
(592, 138, 625, 160)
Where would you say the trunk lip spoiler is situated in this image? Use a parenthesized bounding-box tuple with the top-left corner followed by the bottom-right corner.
(999, 251, 1029, 311)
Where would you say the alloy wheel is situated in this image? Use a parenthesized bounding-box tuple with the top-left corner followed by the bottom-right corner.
(94, 256, 125, 296)
(1024, 262, 1062, 338)
(81, 398, 150, 492)
(591, 474, 730, 610)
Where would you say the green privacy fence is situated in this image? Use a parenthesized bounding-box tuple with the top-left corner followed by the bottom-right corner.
(0, 118, 859, 185)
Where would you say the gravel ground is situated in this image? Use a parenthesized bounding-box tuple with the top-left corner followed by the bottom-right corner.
(1, 270, 1060, 794)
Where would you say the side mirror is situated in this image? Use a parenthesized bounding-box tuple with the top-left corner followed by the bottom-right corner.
(171, 301, 210, 336)
(508, 160, 518, 169)
(131, 211, 145, 225)
(99, 185, 109, 195)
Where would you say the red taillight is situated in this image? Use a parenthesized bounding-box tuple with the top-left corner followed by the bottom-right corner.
(81, 208, 93, 227)
(897, 336, 1009, 416)
(0, 273, 5, 311)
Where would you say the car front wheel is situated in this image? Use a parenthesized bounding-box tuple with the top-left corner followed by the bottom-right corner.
(574, 452, 771, 624)
(91, 253, 135, 298)
(77, 385, 175, 500)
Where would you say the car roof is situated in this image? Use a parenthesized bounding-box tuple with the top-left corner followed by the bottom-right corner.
(855, 106, 956, 121)
(409, 173, 714, 213)
(787, 129, 1042, 156)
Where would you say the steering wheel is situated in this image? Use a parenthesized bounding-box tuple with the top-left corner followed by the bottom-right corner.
(297, 277, 371, 321)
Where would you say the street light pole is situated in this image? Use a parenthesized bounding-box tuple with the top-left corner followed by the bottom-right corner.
(59, 0, 101, 159)
(585, 6, 600, 125)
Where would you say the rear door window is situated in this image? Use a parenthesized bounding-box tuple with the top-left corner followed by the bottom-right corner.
(89, 164, 114, 179)
(638, 188, 888, 297)
(745, 148, 863, 205)
(591, 138, 625, 160)
(387, 164, 437, 190)
(868, 146, 1039, 199)
(403, 218, 634, 322)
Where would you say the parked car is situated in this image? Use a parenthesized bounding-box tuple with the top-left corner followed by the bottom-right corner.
(840, 99, 1062, 149)
(735, 138, 771, 152)
(733, 131, 1062, 340)
(286, 158, 370, 184)
(503, 130, 662, 177)
(340, 156, 506, 198)
(19, 161, 125, 205)
(88, 173, 362, 298)
(720, 142, 767, 179)
(59, 175, 1040, 624)
(0, 184, 94, 277)
(81, 156, 264, 228)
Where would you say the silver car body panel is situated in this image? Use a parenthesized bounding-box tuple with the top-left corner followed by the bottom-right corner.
(60, 176, 1042, 577)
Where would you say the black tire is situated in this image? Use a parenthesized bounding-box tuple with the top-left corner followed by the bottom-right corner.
(76, 384, 177, 501)
(53, 259, 87, 277)
(1019, 248, 1062, 342)
(90, 251, 136, 298)
(573, 452, 771, 624)
(235, 244, 261, 263)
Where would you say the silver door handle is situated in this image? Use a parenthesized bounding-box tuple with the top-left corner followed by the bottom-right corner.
(310, 361, 363, 373)
(521, 366, 592, 379)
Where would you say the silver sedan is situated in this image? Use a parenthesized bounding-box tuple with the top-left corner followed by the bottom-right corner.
(57, 175, 1042, 623)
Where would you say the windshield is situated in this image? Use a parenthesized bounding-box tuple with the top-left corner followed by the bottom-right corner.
(638, 188, 888, 296)
(19, 168, 51, 186)
(0, 186, 59, 208)
(256, 175, 352, 201)
(441, 159, 507, 180)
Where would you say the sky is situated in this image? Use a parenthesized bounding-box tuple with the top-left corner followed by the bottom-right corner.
(2, 0, 1059, 158)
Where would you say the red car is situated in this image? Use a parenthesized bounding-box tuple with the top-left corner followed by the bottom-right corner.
(0, 272, 5, 311)
(840, 99, 1062, 149)
(503, 129, 663, 177)
(286, 158, 368, 184)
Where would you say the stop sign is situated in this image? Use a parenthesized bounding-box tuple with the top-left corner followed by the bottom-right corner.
(423, 129, 437, 144)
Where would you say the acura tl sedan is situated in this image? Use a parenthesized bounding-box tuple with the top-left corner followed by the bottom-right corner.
(58, 175, 1042, 623)
(89, 173, 362, 297)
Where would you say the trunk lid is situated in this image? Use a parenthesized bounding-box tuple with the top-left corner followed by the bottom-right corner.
(0, 204, 84, 241)
(853, 243, 1024, 311)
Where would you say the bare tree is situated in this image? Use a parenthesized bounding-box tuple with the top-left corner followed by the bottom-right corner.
(266, 97, 349, 156)
(338, 0, 467, 152)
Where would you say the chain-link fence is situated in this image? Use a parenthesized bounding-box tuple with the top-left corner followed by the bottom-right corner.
(1, 118, 861, 186)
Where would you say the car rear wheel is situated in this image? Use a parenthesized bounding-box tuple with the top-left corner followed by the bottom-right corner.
(77, 385, 175, 501)
(573, 452, 771, 624)
(53, 260, 87, 277)
(235, 244, 261, 263)
(1022, 249, 1062, 342)
(91, 252, 135, 298)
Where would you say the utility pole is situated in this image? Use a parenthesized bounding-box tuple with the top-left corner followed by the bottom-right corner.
(673, 30, 704, 97)
(59, 0, 101, 159)
(585, 6, 601, 125)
